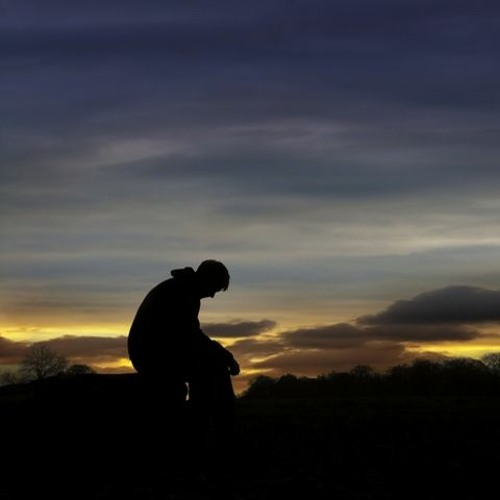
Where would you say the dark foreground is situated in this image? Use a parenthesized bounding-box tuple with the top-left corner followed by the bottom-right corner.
(1, 375, 500, 499)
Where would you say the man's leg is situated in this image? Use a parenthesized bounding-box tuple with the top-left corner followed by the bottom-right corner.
(130, 374, 188, 487)
(187, 357, 236, 462)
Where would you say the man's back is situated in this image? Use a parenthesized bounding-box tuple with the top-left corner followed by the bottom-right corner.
(127, 267, 202, 376)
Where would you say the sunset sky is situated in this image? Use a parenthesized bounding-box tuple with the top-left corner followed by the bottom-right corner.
(2, 0, 500, 392)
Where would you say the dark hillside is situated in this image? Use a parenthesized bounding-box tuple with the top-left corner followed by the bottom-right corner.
(235, 394, 500, 499)
(1, 368, 500, 499)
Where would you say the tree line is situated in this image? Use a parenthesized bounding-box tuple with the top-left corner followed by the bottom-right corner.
(0, 344, 95, 386)
(5, 346, 500, 399)
(242, 354, 500, 399)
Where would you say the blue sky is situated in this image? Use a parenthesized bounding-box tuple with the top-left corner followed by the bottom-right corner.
(1, 0, 500, 390)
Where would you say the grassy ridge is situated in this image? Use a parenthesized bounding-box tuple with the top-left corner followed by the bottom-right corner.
(1, 375, 500, 499)
(234, 395, 500, 499)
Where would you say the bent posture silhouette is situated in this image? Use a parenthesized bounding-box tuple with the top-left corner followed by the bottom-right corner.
(127, 259, 239, 474)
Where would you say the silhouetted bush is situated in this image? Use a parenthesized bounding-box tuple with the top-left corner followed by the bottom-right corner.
(242, 356, 500, 399)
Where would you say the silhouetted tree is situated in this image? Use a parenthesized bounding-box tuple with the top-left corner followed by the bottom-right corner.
(242, 355, 500, 400)
(20, 344, 68, 381)
(0, 370, 20, 386)
(276, 374, 298, 393)
(439, 357, 491, 395)
(403, 359, 443, 394)
(481, 353, 500, 373)
(350, 364, 376, 380)
(441, 357, 487, 374)
(66, 364, 96, 376)
(243, 375, 276, 397)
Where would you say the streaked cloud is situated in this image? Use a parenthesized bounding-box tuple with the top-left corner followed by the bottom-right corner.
(2, 285, 500, 388)
(0, 335, 127, 366)
(205, 319, 276, 338)
(360, 286, 500, 325)
(0, 337, 28, 364)
(283, 323, 367, 350)
(363, 324, 481, 343)
(43, 335, 128, 364)
(252, 343, 410, 377)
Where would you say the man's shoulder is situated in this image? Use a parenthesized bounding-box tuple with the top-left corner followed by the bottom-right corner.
(148, 277, 176, 295)
(148, 272, 196, 298)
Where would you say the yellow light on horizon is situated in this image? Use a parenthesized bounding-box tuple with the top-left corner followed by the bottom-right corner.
(407, 342, 500, 360)
(1, 322, 129, 342)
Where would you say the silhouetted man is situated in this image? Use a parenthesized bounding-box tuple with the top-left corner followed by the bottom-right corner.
(127, 260, 239, 455)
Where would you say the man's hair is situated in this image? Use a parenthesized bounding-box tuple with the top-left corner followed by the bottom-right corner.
(196, 260, 230, 291)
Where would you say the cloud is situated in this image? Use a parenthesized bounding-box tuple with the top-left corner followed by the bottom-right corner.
(204, 319, 276, 338)
(360, 286, 500, 325)
(245, 285, 498, 377)
(0, 335, 127, 367)
(365, 324, 481, 342)
(43, 335, 128, 363)
(0, 336, 29, 364)
(282, 321, 482, 348)
(228, 337, 285, 361)
(283, 323, 367, 349)
(252, 342, 411, 377)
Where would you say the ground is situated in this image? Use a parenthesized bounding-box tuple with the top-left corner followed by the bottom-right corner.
(1, 378, 499, 499)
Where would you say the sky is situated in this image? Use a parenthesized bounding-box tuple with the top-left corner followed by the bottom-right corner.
(1, 0, 500, 393)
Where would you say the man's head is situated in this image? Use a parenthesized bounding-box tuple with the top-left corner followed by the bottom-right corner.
(195, 259, 230, 298)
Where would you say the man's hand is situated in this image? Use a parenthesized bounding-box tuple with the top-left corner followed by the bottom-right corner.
(228, 356, 240, 376)
(211, 340, 240, 376)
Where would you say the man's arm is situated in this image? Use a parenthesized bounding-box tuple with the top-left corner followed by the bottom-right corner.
(210, 340, 240, 376)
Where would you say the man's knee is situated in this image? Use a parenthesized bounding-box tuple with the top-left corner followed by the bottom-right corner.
(166, 378, 188, 402)
(137, 374, 187, 402)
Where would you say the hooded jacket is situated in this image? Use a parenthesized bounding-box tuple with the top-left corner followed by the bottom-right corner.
(127, 267, 213, 376)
